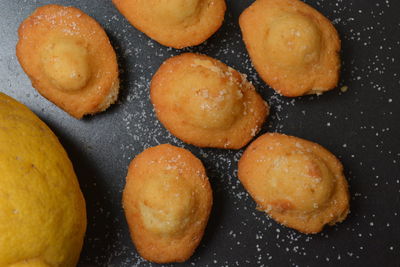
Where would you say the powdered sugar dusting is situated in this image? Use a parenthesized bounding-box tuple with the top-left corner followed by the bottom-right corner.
(0, 0, 399, 266)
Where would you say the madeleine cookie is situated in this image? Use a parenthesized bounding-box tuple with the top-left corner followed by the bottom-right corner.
(16, 5, 119, 119)
(151, 53, 269, 149)
(123, 144, 212, 263)
(238, 133, 350, 233)
(239, 0, 340, 97)
(112, 0, 226, 49)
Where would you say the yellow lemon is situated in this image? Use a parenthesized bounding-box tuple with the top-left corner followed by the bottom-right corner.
(0, 93, 86, 267)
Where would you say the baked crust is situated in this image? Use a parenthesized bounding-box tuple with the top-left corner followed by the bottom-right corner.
(150, 53, 269, 149)
(239, 0, 340, 97)
(112, 0, 226, 49)
(16, 4, 119, 118)
(238, 133, 350, 233)
(123, 144, 212, 263)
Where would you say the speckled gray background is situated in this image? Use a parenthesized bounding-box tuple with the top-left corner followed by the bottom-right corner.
(0, 0, 399, 266)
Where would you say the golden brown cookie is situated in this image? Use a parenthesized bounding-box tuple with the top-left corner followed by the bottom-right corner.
(238, 133, 350, 234)
(150, 53, 269, 149)
(16, 4, 119, 119)
(112, 0, 226, 49)
(239, 0, 341, 97)
(123, 144, 212, 263)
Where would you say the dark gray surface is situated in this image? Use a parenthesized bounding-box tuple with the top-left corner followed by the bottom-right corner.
(0, 0, 399, 266)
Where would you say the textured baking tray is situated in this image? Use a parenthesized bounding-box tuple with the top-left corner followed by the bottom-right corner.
(0, 0, 399, 266)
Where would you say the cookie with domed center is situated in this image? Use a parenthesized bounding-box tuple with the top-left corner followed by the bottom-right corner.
(123, 144, 212, 263)
(16, 5, 119, 118)
(112, 0, 226, 49)
(150, 53, 269, 149)
(239, 0, 341, 97)
(238, 133, 350, 233)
